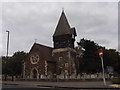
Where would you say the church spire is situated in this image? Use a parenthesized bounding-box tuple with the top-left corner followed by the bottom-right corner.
(53, 10, 77, 49)
(53, 10, 71, 37)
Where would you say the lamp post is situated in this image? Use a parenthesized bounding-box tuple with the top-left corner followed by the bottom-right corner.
(5, 30, 9, 81)
(6, 30, 9, 57)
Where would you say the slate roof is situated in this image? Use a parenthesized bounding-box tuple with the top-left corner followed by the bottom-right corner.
(29, 43, 54, 62)
(53, 10, 77, 37)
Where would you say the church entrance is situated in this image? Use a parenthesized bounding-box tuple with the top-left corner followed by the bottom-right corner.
(31, 68, 38, 79)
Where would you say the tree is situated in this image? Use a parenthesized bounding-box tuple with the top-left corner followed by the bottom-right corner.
(2, 51, 27, 81)
(77, 38, 103, 74)
(103, 49, 119, 74)
(77, 38, 119, 75)
(2, 56, 13, 80)
(11, 51, 27, 76)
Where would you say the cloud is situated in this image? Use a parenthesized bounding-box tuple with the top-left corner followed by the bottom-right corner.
(1, 2, 118, 56)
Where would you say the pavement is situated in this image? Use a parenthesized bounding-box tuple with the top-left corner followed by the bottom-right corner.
(1, 80, 120, 89)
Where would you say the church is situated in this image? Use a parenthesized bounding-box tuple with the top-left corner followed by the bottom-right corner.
(23, 10, 80, 79)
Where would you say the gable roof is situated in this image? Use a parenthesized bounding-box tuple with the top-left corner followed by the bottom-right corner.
(29, 43, 54, 62)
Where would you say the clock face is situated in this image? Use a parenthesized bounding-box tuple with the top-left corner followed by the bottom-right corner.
(30, 53, 39, 64)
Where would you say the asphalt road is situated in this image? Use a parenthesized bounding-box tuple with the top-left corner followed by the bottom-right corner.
(1, 85, 112, 90)
(2, 84, 30, 88)
(2, 81, 120, 90)
(2, 85, 76, 90)
(2, 85, 58, 90)
(2, 84, 120, 90)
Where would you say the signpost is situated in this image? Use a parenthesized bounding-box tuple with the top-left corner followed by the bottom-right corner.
(99, 49, 106, 85)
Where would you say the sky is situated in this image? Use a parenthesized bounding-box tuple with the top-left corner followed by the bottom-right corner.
(1, 2, 118, 56)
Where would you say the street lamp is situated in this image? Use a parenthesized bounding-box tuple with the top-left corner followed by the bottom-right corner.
(5, 30, 9, 81)
(6, 30, 9, 57)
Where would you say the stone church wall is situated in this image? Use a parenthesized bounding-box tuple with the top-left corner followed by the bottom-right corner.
(52, 48, 77, 76)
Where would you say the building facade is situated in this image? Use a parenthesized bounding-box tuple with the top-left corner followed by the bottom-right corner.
(23, 10, 79, 79)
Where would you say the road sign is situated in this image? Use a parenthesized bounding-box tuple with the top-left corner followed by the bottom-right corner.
(99, 49, 106, 85)
(99, 49, 103, 58)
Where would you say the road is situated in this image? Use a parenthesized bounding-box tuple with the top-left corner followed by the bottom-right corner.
(2, 84, 116, 90)
(2, 81, 120, 90)
(2, 84, 74, 90)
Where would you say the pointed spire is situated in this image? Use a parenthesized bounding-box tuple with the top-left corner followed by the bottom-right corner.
(53, 10, 71, 36)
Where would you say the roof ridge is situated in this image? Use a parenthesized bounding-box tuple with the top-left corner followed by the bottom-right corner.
(34, 43, 53, 49)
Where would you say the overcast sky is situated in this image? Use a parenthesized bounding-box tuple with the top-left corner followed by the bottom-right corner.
(1, 2, 118, 56)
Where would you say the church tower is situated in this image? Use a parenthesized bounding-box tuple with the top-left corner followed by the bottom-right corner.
(53, 10, 77, 49)
(52, 10, 77, 78)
